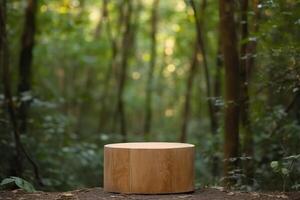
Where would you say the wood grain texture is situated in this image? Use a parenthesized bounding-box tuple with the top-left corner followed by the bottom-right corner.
(104, 142, 195, 194)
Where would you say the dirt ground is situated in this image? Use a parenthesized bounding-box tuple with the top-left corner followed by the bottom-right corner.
(0, 187, 300, 200)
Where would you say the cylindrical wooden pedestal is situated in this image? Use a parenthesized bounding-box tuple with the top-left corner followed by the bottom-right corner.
(104, 142, 195, 194)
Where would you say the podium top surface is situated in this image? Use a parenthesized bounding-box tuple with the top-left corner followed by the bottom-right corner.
(104, 142, 194, 149)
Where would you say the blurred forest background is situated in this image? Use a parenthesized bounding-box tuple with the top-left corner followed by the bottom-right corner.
(0, 0, 300, 192)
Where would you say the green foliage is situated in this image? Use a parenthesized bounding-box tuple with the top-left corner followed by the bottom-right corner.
(0, 0, 299, 192)
(269, 154, 300, 191)
(1, 177, 36, 192)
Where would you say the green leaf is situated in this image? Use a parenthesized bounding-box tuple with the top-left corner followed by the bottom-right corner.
(1, 177, 36, 192)
(270, 161, 279, 169)
(0, 178, 15, 185)
(13, 177, 36, 192)
(14, 177, 25, 189)
(292, 184, 300, 190)
(284, 154, 300, 160)
(281, 168, 289, 175)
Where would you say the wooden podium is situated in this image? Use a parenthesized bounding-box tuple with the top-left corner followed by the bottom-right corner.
(104, 142, 195, 194)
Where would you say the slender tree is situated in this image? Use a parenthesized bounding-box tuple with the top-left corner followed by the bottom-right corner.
(246, 0, 259, 78)
(115, 0, 133, 141)
(94, 0, 108, 39)
(0, 0, 23, 177)
(180, 43, 199, 142)
(241, 0, 260, 182)
(191, 0, 221, 178)
(18, 0, 37, 134)
(240, 0, 250, 133)
(0, 0, 42, 185)
(210, 33, 223, 179)
(144, 0, 159, 138)
(214, 38, 223, 109)
(99, 1, 125, 132)
(77, 0, 109, 133)
(239, 0, 253, 182)
(191, 0, 218, 136)
(219, 0, 240, 186)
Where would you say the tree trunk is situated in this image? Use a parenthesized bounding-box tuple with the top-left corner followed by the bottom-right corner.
(246, 0, 259, 79)
(240, 0, 250, 132)
(115, 0, 133, 141)
(211, 35, 223, 179)
(94, 0, 108, 39)
(241, 0, 260, 183)
(191, 0, 218, 136)
(99, 1, 123, 133)
(18, 0, 37, 134)
(180, 43, 199, 142)
(77, 0, 109, 133)
(1, 0, 42, 185)
(0, 0, 23, 177)
(219, 0, 240, 187)
(239, 0, 253, 183)
(191, 0, 220, 178)
(144, 0, 159, 138)
(214, 37, 223, 114)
